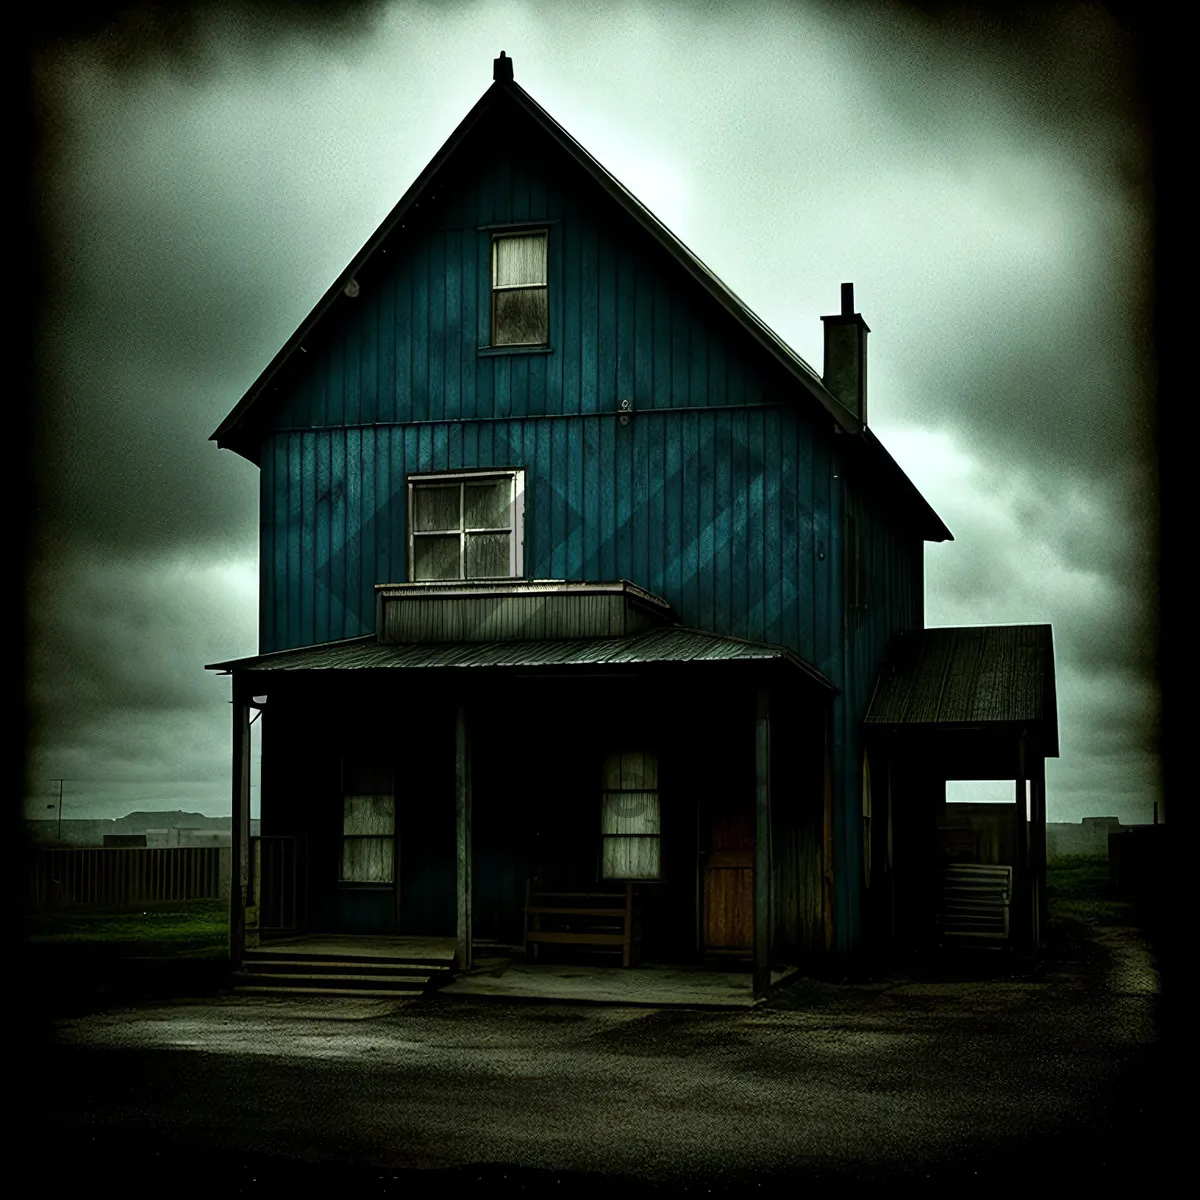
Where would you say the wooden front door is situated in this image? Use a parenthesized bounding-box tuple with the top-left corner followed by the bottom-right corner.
(700, 790, 754, 953)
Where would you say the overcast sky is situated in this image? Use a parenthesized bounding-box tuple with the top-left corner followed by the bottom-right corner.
(26, 0, 1157, 824)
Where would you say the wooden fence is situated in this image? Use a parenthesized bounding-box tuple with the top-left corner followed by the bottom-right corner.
(26, 847, 224, 911)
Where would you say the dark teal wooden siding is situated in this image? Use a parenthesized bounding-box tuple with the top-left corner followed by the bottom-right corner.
(259, 409, 848, 659)
(253, 124, 925, 954)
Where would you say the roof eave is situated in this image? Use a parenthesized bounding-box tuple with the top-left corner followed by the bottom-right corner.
(859, 427, 953, 543)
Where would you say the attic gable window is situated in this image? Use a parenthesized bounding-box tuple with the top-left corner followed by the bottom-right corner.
(491, 231, 548, 346)
(408, 470, 525, 581)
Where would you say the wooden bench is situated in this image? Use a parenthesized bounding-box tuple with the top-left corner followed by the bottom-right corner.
(523, 881, 639, 967)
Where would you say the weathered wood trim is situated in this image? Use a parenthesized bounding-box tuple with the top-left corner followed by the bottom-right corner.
(754, 686, 772, 999)
(455, 704, 473, 969)
(230, 681, 252, 965)
(822, 699, 835, 952)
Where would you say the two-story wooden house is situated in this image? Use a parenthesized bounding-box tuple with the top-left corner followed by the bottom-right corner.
(208, 54, 1058, 999)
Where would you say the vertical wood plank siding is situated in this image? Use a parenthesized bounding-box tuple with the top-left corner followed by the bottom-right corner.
(252, 129, 926, 954)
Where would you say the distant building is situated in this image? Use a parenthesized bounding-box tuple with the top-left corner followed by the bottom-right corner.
(1046, 817, 1123, 860)
(26, 813, 259, 847)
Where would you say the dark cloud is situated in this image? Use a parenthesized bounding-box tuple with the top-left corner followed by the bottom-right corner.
(27, 1, 1159, 824)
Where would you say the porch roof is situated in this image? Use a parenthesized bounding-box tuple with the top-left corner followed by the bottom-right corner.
(865, 624, 1058, 756)
(206, 625, 834, 688)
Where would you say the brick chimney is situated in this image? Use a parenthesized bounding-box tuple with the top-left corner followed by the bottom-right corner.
(821, 282, 870, 425)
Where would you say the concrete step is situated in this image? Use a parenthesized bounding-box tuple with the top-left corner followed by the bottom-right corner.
(240, 958, 450, 978)
(234, 985, 424, 998)
(244, 950, 453, 968)
(233, 970, 433, 990)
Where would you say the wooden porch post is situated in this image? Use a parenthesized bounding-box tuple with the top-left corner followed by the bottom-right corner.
(230, 678, 252, 965)
(754, 686, 772, 999)
(455, 704, 473, 970)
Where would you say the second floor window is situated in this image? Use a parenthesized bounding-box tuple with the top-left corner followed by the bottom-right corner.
(408, 470, 524, 581)
(491, 230, 548, 346)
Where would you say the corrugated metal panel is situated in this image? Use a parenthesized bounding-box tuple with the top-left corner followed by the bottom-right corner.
(865, 625, 1056, 738)
(206, 625, 835, 686)
(938, 864, 1012, 941)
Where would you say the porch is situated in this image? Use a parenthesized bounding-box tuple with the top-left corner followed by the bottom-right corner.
(209, 586, 837, 1001)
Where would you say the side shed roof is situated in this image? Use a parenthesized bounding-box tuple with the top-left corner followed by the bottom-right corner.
(865, 625, 1058, 756)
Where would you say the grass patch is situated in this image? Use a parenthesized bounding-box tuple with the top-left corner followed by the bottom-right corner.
(23, 899, 229, 957)
(1047, 855, 1132, 926)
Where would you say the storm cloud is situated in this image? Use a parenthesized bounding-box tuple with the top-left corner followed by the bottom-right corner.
(27, 1, 1157, 823)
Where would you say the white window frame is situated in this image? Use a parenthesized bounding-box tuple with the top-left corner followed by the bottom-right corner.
(406, 468, 526, 582)
(491, 229, 549, 347)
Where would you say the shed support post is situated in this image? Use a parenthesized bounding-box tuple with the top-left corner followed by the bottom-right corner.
(455, 704, 473, 971)
(1015, 736, 1029, 951)
(754, 686, 772, 999)
(1031, 755, 1047, 950)
(230, 679, 252, 966)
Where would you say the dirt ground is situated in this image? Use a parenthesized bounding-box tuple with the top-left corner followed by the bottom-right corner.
(19, 862, 1170, 1195)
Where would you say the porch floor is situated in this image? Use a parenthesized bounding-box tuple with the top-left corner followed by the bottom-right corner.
(441, 953, 799, 1009)
(253, 935, 457, 962)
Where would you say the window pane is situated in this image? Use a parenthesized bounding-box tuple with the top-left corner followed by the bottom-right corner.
(464, 479, 511, 529)
(602, 791, 661, 836)
(602, 836, 660, 880)
(342, 836, 394, 883)
(413, 534, 461, 580)
(343, 753, 392, 796)
(343, 794, 394, 836)
(465, 532, 511, 578)
(414, 484, 460, 532)
(493, 287, 548, 346)
(603, 750, 658, 790)
(493, 233, 547, 287)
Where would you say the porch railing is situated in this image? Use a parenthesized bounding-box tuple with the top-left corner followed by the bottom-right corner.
(252, 835, 299, 934)
(26, 847, 223, 911)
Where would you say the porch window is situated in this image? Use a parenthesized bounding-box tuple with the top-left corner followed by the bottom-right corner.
(491, 230, 548, 346)
(408, 470, 524, 581)
(340, 752, 394, 883)
(601, 750, 661, 880)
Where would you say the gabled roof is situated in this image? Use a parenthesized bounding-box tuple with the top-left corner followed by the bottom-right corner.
(211, 58, 951, 543)
(865, 624, 1059, 756)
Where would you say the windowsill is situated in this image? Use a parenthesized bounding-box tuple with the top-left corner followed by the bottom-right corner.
(477, 345, 554, 357)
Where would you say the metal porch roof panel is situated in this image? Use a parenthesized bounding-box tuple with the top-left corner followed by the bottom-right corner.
(865, 624, 1058, 754)
(206, 625, 834, 687)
